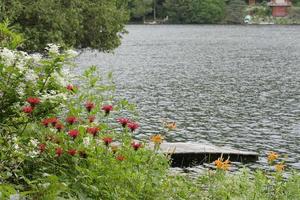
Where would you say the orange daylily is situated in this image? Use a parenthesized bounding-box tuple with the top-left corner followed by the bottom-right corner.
(150, 134, 164, 144)
(268, 151, 278, 163)
(214, 157, 231, 171)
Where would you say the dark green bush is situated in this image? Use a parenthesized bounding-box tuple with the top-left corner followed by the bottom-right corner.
(0, 0, 129, 52)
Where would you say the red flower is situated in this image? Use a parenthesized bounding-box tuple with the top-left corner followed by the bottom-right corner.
(131, 142, 143, 151)
(88, 115, 96, 123)
(101, 105, 113, 116)
(66, 116, 78, 125)
(22, 106, 33, 114)
(68, 149, 77, 156)
(116, 155, 125, 161)
(41, 118, 50, 127)
(117, 118, 130, 127)
(68, 129, 79, 139)
(55, 147, 63, 157)
(66, 84, 75, 91)
(26, 97, 40, 107)
(55, 123, 64, 132)
(127, 122, 139, 132)
(48, 117, 58, 126)
(39, 143, 46, 153)
(85, 101, 95, 112)
(102, 137, 113, 146)
(42, 117, 58, 127)
(87, 127, 100, 137)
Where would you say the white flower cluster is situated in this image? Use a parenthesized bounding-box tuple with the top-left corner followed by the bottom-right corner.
(27, 138, 40, 158)
(40, 92, 68, 102)
(83, 136, 91, 147)
(45, 43, 60, 54)
(24, 69, 39, 83)
(0, 48, 15, 66)
(0, 47, 42, 73)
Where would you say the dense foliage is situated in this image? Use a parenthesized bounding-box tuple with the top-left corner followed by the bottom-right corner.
(224, 0, 247, 24)
(129, 0, 238, 24)
(190, 0, 226, 24)
(129, 0, 154, 21)
(0, 0, 129, 52)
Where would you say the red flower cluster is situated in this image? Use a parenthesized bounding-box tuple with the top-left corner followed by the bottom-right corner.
(22, 106, 33, 114)
(66, 116, 78, 125)
(101, 105, 113, 116)
(22, 97, 41, 115)
(68, 129, 79, 139)
(56, 147, 63, 157)
(117, 118, 130, 127)
(27, 97, 40, 107)
(68, 149, 77, 156)
(39, 143, 46, 153)
(127, 122, 139, 132)
(102, 137, 113, 146)
(87, 127, 100, 137)
(131, 142, 143, 151)
(85, 101, 95, 112)
(42, 117, 58, 127)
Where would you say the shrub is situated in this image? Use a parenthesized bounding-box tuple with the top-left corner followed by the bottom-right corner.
(0, 24, 195, 199)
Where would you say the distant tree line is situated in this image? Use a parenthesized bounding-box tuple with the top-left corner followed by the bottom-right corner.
(128, 0, 248, 24)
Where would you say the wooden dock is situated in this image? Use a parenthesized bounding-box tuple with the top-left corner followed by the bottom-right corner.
(153, 142, 259, 167)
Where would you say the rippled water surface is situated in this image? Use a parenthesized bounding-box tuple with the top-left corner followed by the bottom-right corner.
(76, 25, 300, 169)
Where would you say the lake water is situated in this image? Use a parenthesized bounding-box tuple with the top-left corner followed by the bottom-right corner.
(76, 25, 300, 169)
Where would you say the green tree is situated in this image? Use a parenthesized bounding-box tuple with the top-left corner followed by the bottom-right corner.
(225, 0, 247, 24)
(129, 0, 153, 21)
(163, 0, 193, 23)
(191, 0, 226, 24)
(0, 0, 129, 52)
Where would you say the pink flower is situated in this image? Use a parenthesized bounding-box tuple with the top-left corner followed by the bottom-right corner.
(87, 127, 100, 137)
(85, 101, 95, 112)
(26, 97, 40, 107)
(68, 149, 77, 156)
(101, 105, 113, 116)
(131, 142, 143, 151)
(66, 116, 78, 125)
(55, 147, 63, 157)
(88, 115, 96, 123)
(102, 137, 113, 146)
(68, 129, 79, 139)
(127, 122, 139, 132)
(22, 106, 33, 114)
(117, 118, 130, 127)
(39, 143, 46, 153)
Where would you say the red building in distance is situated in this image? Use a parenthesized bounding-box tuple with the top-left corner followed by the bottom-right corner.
(249, 0, 291, 17)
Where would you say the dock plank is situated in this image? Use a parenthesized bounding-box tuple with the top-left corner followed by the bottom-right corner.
(153, 142, 259, 167)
